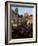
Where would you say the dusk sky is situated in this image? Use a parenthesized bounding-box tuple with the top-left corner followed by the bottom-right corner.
(11, 7, 33, 15)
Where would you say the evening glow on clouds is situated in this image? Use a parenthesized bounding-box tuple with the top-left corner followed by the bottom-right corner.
(11, 7, 33, 15)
